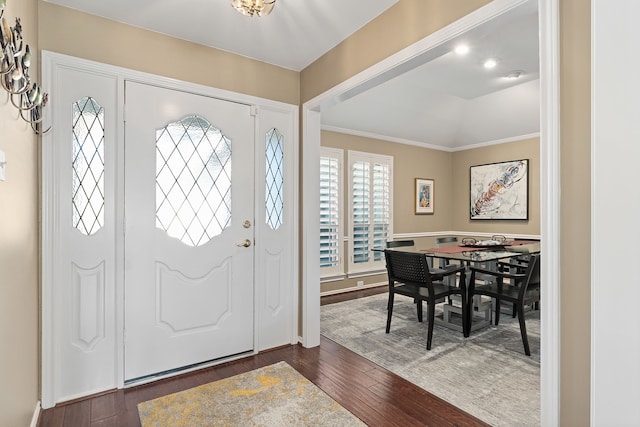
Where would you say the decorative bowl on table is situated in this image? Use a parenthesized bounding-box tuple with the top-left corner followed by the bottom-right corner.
(460, 237, 510, 248)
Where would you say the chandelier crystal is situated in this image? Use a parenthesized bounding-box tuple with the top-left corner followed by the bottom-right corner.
(230, 0, 275, 17)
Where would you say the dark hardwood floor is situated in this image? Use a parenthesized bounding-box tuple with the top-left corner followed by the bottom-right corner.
(39, 288, 489, 427)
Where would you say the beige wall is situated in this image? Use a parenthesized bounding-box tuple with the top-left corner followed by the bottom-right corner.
(560, 0, 591, 424)
(312, 1, 592, 421)
(452, 138, 540, 235)
(0, 1, 590, 424)
(320, 132, 539, 294)
(301, 0, 491, 103)
(38, 2, 299, 106)
(0, 0, 40, 426)
(321, 131, 456, 293)
(322, 131, 455, 233)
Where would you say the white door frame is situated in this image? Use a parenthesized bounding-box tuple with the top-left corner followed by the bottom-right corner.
(301, 0, 560, 424)
(41, 51, 299, 408)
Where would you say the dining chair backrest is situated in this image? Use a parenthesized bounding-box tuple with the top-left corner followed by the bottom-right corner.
(519, 253, 541, 299)
(384, 249, 432, 285)
(434, 236, 460, 269)
(386, 240, 415, 248)
(435, 236, 458, 246)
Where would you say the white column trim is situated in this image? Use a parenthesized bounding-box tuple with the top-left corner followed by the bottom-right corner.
(539, 0, 560, 425)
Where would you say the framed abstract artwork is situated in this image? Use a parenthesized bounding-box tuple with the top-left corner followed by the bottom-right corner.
(415, 178, 434, 215)
(470, 159, 528, 220)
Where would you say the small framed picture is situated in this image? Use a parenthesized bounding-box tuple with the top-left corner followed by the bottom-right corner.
(415, 178, 434, 215)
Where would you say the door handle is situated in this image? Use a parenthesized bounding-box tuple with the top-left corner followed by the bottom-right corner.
(236, 239, 252, 248)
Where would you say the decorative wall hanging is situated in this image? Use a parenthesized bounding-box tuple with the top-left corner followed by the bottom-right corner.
(470, 159, 528, 220)
(415, 178, 434, 215)
(0, 0, 49, 134)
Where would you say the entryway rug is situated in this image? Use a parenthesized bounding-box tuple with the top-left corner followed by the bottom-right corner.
(137, 361, 365, 426)
(321, 293, 540, 427)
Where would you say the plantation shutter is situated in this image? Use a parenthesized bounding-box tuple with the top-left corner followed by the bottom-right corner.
(348, 151, 393, 274)
(319, 148, 343, 278)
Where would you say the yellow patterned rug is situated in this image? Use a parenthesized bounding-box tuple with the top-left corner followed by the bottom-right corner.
(137, 361, 365, 426)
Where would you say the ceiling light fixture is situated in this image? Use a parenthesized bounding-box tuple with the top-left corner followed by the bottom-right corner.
(454, 44, 470, 55)
(506, 70, 525, 79)
(230, 0, 275, 17)
(483, 58, 498, 69)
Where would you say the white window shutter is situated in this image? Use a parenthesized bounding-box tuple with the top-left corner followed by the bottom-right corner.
(348, 151, 393, 274)
(319, 148, 344, 278)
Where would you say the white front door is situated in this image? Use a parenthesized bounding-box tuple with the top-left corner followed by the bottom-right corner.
(124, 81, 255, 381)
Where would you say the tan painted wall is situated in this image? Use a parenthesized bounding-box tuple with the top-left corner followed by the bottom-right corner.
(320, 133, 539, 294)
(301, 0, 491, 103)
(452, 138, 540, 235)
(322, 131, 455, 233)
(321, 131, 455, 293)
(0, 0, 589, 423)
(560, 0, 591, 424)
(315, 0, 592, 422)
(0, 0, 40, 426)
(38, 2, 299, 105)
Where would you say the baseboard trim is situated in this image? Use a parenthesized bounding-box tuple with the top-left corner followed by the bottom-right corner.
(320, 282, 386, 297)
(31, 401, 41, 427)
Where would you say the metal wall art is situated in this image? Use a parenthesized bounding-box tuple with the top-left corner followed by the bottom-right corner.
(1, 0, 49, 134)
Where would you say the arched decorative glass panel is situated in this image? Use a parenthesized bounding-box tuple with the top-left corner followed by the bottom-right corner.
(155, 115, 232, 246)
(72, 96, 105, 236)
(265, 128, 284, 230)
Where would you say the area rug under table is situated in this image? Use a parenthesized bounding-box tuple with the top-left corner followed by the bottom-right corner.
(137, 361, 365, 426)
(321, 293, 540, 427)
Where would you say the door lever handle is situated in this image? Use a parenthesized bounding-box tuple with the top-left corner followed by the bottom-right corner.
(236, 239, 252, 248)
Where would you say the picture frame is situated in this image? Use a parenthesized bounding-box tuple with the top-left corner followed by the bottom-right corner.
(470, 159, 528, 220)
(415, 178, 434, 215)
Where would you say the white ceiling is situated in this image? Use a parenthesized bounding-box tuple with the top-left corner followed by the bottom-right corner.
(44, 0, 540, 150)
(321, 2, 540, 150)
(43, 0, 398, 71)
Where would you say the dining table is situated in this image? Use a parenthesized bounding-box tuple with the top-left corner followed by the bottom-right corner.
(382, 239, 541, 332)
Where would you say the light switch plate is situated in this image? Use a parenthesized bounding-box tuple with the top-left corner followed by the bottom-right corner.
(0, 150, 5, 181)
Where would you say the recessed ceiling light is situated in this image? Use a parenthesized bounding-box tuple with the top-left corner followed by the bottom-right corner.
(483, 58, 498, 69)
(454, 44, 469, 55)
(506, 70, 525, 79)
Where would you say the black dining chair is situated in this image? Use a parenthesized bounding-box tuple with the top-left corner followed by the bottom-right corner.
(386, 239, 415, 248)
(434, 236, 459, 268)
(384, 249, 468, 349)
(467, 253, 541, 356)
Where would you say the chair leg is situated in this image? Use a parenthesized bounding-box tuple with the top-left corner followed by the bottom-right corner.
(516, 303, 531, 356)
(495, 299, 501, 325)
(385, 292, 395, 333)
(461, 292, 469, 338)
(426, 298, 436, 350)
(416, 300, 423, 322)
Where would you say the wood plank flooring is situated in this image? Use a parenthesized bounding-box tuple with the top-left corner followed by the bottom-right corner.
(38, 288, 489, 427)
